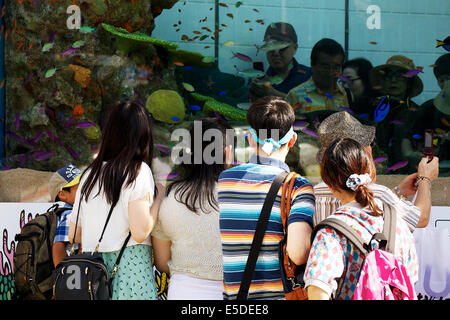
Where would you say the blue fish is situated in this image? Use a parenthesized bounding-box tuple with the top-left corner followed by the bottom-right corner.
(189, 105, 201, 111)
(373, 96, 390, 123)
(304, 96, 312, 103)
(171, 117, 180, 122)
(413, 134, 422, 140)
(326, 93, 334, 99)
(219, 91, 227, 96)
(359, 113, 369, 118)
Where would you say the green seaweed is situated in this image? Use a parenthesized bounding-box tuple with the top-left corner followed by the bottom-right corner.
(101, 23, 178, 54)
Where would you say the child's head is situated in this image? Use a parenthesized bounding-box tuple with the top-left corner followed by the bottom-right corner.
(246, 96, 296, 157)
(49, 164, 82, 205)
(320, 138, 381, 216)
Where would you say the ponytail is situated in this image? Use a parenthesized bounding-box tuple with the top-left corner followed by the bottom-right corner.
(355, 186, 382, 216)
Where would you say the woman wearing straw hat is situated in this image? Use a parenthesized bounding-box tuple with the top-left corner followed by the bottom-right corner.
(369, 55, 424, 174)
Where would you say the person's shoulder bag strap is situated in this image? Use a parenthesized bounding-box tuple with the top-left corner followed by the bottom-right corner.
(237, 171, 289, 300)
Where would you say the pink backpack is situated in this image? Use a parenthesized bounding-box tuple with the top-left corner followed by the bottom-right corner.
(314, 203, 417, 300)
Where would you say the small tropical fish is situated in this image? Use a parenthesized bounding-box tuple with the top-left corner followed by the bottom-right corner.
(244, 20, 251, 23)
(171, 117, 180, 122)
(412, 134, 422, 140)
(326, 93, 334, 99)
(182, 82, 195, 92)
(335, 73, 351, 83)
(42, 42, 54, 52)
(173, 61, 184, 67)
(202, 56, 216, 63)
(304, 96, 312, 103)
(359, 113, 369, 118)
(156, 144, 170, 154)
(253, 8, 260, 13)
(293, 120, 308, 129)
(193, 31, 202, 35)
(72, 40, 86, 48)
(199, 35, 208, 41)
(300, 128, 318, 138)
(231, 51, 252, 62)
(436, 36, 450, 52)
(404, 68, 423, 77)
(80, 26, 95, 33)
(386, 160, 408, 172)
(76, 121, 96, 128)
(63, 116, 74, 131)
(226, 13, 234, 19)
(60, 48, 77, 57)
(373, 156, 388, 163)
(34, 151, 54, 161)
(235, 1, 243, 8)
(219, 2, 228, 7)
(45, 68, 57, 78)
(236, 68, 265, 79)
(219, 91, 227, 96)
(223, 40, 235, 47)
(257, 40, 290, 53)
(369, 41, 378, 45)
(189, 105, 201, 111)
(373, 96, 390, 123)
(15, 113, 20, 130)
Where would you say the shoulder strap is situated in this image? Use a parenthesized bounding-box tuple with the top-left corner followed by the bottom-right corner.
(280, 172, 300, 230)
(311, 202, 398, 256)
(237, 171, 289, 300)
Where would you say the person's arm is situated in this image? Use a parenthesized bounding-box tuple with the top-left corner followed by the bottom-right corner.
(151, 236, 171, 274)
(411, 157, 439, 228)
(307, 285, 330, 300)
(68, 221, 81, 244)
(286, 221, 312, 265)
(52, 242, 68, 267)
(129, 183, 165, 243)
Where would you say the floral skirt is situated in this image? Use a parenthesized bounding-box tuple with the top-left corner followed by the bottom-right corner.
(101, 244, 158, 300)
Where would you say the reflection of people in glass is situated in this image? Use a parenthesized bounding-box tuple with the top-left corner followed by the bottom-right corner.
(412, 53, 450, 176)
(342, 58, 375, 118)
(369, 55, 424, 173)
(286, 38, 349, 116)
(249, 22, 311, 101)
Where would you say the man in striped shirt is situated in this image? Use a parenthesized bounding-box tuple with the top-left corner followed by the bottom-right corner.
(314, 111, 439, 230)
(218, 96, 315, 300)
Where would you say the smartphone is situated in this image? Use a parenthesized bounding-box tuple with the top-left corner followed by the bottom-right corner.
(423, 129, 434, 162)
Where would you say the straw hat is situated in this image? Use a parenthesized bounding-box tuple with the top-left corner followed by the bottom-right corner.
(317, 111, 376, 162)
(370, 55, 424, 98)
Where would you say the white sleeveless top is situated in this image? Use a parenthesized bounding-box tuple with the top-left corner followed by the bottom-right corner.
(70, 162, 155, 252)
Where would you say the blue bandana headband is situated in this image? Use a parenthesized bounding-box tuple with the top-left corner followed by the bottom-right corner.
(248, 126, 295, 155)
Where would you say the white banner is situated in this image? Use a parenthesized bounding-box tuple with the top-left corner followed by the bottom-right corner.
(414, 207, 450, 300)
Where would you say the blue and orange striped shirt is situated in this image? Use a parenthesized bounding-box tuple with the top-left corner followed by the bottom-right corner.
(218, 155, 315, 300)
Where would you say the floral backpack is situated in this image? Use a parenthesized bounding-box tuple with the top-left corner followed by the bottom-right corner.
(313, 203, 417, 300)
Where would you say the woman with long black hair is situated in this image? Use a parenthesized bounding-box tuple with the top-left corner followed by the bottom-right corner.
(69, 100, 163, 300)
(151, 118, 234, 300)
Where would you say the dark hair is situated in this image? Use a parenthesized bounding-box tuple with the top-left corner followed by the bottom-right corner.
(167, 118, 233, 214)
(80, 100, 153, 206)
(434, 53, 450, 79)
(343, 58, 374, 96)
(320, 138, 382, 216)
(247, 96, 295, 141)
(311, 38, 345, 66)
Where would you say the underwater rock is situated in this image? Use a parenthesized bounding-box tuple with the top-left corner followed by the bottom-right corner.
(4, 0, 181, 171)
(146, 90, 186, 124)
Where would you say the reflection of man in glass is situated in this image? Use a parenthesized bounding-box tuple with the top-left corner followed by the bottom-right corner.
(286, 38, 349, 116)
(249, 22, 311, 101)
(412, 53, 450, 176)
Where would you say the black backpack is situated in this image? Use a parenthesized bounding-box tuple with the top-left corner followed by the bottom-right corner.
(13, 204, 70, 300)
